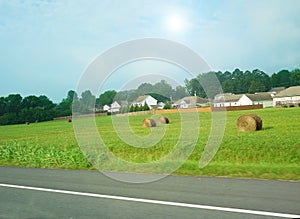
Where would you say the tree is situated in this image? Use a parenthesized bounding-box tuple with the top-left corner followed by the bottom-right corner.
(185, 78, 205, 97)
(222, 80, 235, 93)
(67, 90, 78, 101)
(173, 86, 188, 101)
(153, 80, 173, 97)
(137, 83, 154, 95)
(248, 81, 266, 93)
(163, 102, 171, 109)
(0, 97, 5, 116)
(271, 70, 291, 87)
(56, 90, 78, 117)
(290, 69, 300, 86)
(5, 94, 22, 114)
(143, 103, 150, 111)
(22, 95, 40, 109)
(99, 90, 117, 107)
(197, 71, 223, 98)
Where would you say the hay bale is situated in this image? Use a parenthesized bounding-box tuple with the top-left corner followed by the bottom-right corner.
(142, 118, 156, 127)
(237, 114, 262, 132)
(158, 116, 170, 124)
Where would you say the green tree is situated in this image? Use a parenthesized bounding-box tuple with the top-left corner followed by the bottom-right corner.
(137, 83, 154, 95)
(153, 80, 173, 97)
(56, 90, 78, 116)
(129, 105, 134, 112)
(163, 102, 171, 109)
(290, 69, 300, 86)
(197, 71, 223, 98)
(185, 78, 205, 97)
(5, 94, 22, 115)
(99, 90, 117, 107)
(271, 70, 291, 87)
(248, 81, 266, 93)
(143, 103, 150, 111)
(173, 86, 188, 100)
(0, 97, 5, 116)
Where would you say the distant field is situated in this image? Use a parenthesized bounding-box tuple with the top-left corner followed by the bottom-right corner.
(0, 107, 299, 180)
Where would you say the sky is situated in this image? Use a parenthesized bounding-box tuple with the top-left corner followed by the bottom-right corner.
(1, 0, 299, 103)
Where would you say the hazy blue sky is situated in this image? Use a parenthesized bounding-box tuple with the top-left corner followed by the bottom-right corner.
(1, 0, 299, 102)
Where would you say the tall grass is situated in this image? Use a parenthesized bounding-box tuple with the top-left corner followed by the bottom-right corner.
(0, 107, 299, 180)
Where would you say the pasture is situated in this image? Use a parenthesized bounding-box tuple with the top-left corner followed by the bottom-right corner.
(0, 107, 299, 180)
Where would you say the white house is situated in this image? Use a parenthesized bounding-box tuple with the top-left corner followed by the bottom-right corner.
(273, 86, 300, 107)
(247, 93, 273, 107)
(103, 105, 110, 111)
(133, 95, 157, 109)
(174, 96, 209, 108)
(213, 94, 243, 107)
(213, 93, 273, 108)
(157, 102, 165, 109)
(103, 101, 121, 113)
(110, 101, 121, 113)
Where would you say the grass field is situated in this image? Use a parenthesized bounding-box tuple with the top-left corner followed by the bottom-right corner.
(0, 107, 299, 180)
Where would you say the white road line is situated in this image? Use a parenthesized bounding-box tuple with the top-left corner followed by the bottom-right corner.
(0, 183, 299, 218)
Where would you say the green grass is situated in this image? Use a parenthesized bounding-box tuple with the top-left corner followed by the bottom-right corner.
(0, 107, 299, 180)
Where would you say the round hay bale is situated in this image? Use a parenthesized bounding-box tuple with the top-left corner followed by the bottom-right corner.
(158, 116, 170, 124)
(237, 114, 262, 132)
(142, 118, 156, 127)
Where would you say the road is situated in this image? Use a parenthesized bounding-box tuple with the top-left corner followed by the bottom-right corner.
(0, 166, 299, 218)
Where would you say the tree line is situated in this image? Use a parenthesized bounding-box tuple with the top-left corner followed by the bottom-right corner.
(185, 68, 300, 98)
(1, 68, 299, 125)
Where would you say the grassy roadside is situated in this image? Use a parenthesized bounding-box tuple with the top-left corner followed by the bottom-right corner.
(0, 107, 299, 180)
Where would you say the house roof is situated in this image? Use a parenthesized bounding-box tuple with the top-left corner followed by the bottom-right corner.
(274, 86, 300, 98)
(246, 93, 272, 101)
(214, 92, 272, 103)
(270, 87, 285, 93)
(135, 95, 148, 102)
(175, 96, 209, 105)
(214, 94, 243, 103)
(111, 101, 121, 107)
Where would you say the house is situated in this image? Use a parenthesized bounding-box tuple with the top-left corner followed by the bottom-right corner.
(270, 87, 285, 95)
(103, 101, 121, 113)
(133, 95, 157, 109)
(157, 102, 165, 109)
(174, 96, 209, 108)
(246, 93, 273, 108)
(273, 86, 300, 107)
(213, 94, 243, 107)
(110, 101, 121, 113)
(103, 105, 110, 111)
(213, 93, 273, 108)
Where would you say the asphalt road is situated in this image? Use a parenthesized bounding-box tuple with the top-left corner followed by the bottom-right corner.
(0, 166, 299, 219)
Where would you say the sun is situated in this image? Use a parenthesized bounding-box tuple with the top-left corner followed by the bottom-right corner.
(165, 14, 187, 33)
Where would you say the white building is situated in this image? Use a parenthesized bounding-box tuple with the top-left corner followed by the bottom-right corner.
(273, 86, 300, 107)
(103, 105, 110, 111)
(213, 94, 243, 107)
(213, 93, 273, 108)
(110, 101, 121, 113)
(174, 96, 209, 108)
(103, 101, 121, 113)
(133, 95, 157, 109)
(157, 102, 165, 109)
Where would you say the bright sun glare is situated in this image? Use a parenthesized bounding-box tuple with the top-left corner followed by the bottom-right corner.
(165, 15, 187, 33)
